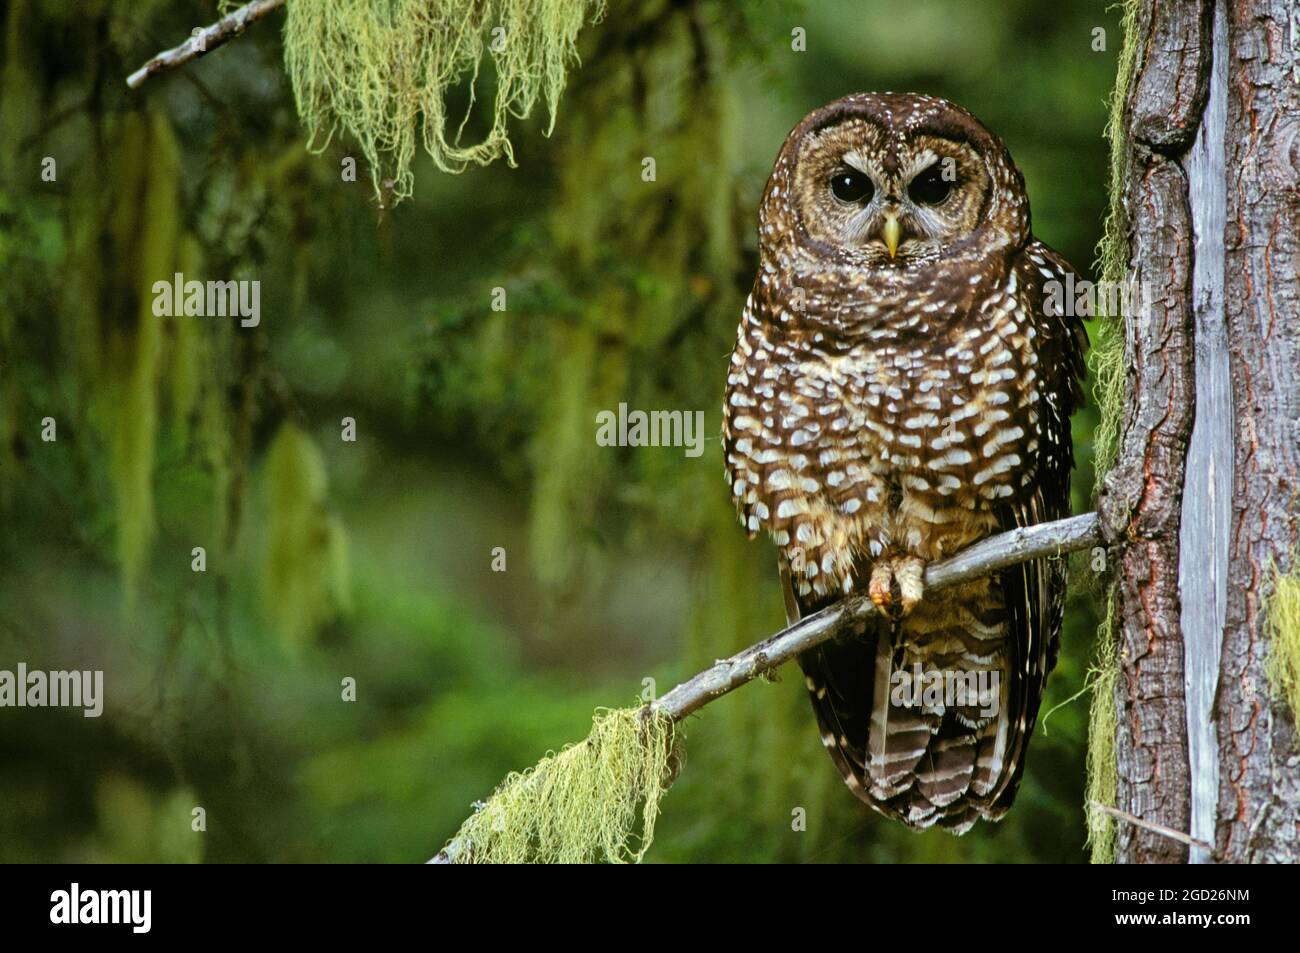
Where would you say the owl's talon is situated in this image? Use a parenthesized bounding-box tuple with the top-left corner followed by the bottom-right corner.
(868, 562, 894, 608)
(894, 556, 926, 616)
(868, 556, 925, 616)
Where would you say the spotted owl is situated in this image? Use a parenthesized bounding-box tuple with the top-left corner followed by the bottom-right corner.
(722, 92, 1087, 833)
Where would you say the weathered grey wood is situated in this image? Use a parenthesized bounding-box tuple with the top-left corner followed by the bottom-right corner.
(1214, 0, 1300, 865)
(1179, 0, 1230, 866)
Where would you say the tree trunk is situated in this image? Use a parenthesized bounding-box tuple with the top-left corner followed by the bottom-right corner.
(1102, 0, 1300, 864)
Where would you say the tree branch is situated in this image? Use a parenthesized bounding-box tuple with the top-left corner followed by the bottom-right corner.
(652, 512, 1101, 720)
(430, 512, 1102, 862)
(126, 0, 286, 89)
(1088, 801, 1213, 853)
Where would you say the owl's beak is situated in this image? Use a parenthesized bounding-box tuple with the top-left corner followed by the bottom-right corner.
(882, 212, 902, 259)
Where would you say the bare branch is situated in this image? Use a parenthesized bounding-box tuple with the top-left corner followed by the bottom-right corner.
(1088, 801, 1214, 853)
(652, 512, 1101, 720)
(126, 0, 286, 89)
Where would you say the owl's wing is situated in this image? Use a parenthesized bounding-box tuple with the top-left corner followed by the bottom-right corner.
(984, 490, 1064, 814)
(985, 238, 1089, 812)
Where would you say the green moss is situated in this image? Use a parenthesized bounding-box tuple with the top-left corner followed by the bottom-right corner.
(1265, 560, 1300, 725)
(282, 0, 605, 204)
(440, 706, 675, 863)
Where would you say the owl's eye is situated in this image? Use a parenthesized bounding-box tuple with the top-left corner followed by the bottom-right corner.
(908, 164, 954, 205)
(829, 170, 874, 204)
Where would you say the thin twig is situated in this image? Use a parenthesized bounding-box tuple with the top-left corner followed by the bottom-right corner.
(126, 0, 286, 89)
(431, 511, 1103, 862)
(1089, 801, 1214, 853)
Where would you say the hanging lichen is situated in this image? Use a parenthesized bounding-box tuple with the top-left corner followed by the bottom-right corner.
(527, 322, 622, 591)
(73, 111, 182, 602)
(1090, 0, 1139, 482)
(166, 235, 205, 444)
(1084, 599, 1119, 864)
(282, 0, 606, 204)
(83, 774, 203, 864)
(1084, 0, 1139, 864)
(1265, 561, 1300, 726)
(259, 422, 351, 648)
(0, 0, 41, 173)
(440, 706, 675, 863)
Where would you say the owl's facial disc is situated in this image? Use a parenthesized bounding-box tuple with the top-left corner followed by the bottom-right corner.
(792, 118, 994, 266)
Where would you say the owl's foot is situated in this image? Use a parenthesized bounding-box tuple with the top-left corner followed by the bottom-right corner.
(867, 556, 926, 617)
(868, 562, 895, 610)
(894, 556, 925, 616)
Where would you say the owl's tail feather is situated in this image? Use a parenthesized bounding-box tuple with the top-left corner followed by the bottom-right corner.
(796, 613, 1022, 834)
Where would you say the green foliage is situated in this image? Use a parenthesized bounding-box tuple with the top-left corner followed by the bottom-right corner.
(283, 0, 606, 204)
(421, 0, 744, 601)
(1, 0, 1119, 864)
(259, 423, 351, 647)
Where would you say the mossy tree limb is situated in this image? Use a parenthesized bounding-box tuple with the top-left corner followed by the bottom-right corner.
(284, 0, 605, 204)
(127, 0, 606, 205)
(432, 514, 1103, 863)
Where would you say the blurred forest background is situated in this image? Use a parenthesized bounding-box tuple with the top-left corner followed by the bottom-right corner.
(0, 0, 1118, 862)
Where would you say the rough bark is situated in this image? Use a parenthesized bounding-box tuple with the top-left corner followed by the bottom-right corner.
(1107, 0, 1299, 864)
(1101, 0, 1212, 865)
(1214, 0, 1300, 864)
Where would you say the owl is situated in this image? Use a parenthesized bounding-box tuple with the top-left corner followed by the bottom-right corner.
(722, 93, 1087, 833)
